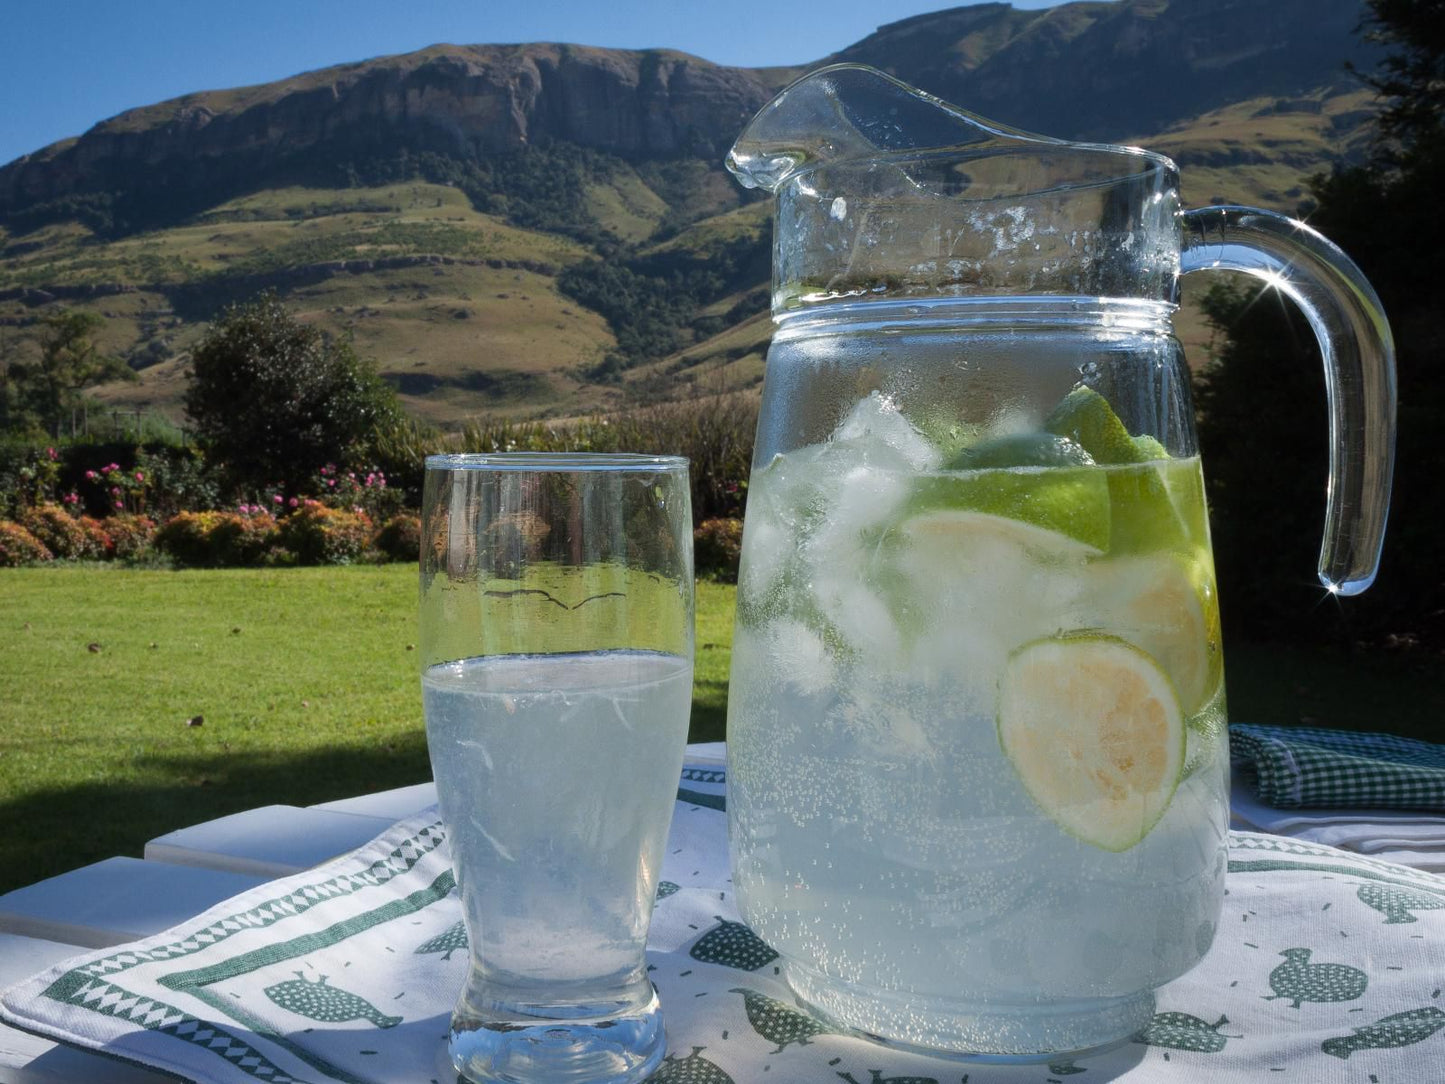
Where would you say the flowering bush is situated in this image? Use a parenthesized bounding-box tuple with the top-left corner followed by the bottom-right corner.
(0, 521, 53, 566)
(693, 517, 744, 583)
(312, 463, 404, 521)
(278, 503, 373, 565)
(82, 460, 149, 515)
(19, 504, 96, 559)
(134, 447, 221, 520)
(372, 513, 421, 563)
(0, 446, 61, 517)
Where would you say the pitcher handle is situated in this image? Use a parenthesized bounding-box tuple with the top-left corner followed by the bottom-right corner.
(1179, 206, 1396, 595)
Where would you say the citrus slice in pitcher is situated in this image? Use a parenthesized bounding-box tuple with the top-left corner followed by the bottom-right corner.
(1087, 552, 1223, 716)
(997, 634, 1185, 851)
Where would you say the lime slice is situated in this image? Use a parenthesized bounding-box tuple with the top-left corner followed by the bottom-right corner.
(997, 635, 1185, 851)
(899, 508, 1104, 562)
(1087, 553, 1224, 717)
(906, 464, 1111, 554)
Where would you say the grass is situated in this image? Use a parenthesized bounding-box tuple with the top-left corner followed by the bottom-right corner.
(3, 564, 1441, 897)
(0, 564, 735, 895)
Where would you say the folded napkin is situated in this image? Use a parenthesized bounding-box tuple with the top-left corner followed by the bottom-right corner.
(5, 761, 1445, 1083)
(1231, 723, 1445, 811)
(1230, 777, 1445, 872)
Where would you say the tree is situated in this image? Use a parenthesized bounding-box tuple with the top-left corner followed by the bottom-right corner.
(1195, 0, 1444, 647)
(1, 310, 134, 438)
(184, 293, 403, 492)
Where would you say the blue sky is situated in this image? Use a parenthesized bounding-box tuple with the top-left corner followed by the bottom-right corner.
(0, 0, 1076, 167)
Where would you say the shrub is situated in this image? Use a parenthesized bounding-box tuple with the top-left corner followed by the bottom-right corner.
(104, 513, 157, 560)
(693, 517, 744, 583)
(0, 522, 52, 566)
(154, 510, 278, 566)
(0, 446, 62, 517)
(185, 292, 403, 493)
(373, 513, 421, 563)
(154, 511, 228, 566)
(278, 503, 373, 565)
(77, 516, 115, 559)
(208, 512, 280, 566)
(19, 504, 94, 559)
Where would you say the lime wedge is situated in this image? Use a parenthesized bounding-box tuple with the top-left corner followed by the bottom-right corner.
(1106, 460, 1190, 555)
(997, 635, 1185, 851)
(947, 432, 1095, 471)
(1043, 386, 1148, 466)
(906, 464, 1111, 554)
(1042, 386, 1193, 554)
(1087, 553, 1224, 717)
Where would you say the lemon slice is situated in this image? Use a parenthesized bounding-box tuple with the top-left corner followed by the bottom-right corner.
(1087, 553, 1223, 716)
(997, 635, 1185, 851)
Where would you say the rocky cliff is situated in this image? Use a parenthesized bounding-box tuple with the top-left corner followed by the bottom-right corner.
(0, 0, 1375, 232)
(835, 0, 1373, 139)
(0, 44, 777, 221)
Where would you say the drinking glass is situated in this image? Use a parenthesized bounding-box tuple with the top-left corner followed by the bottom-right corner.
(419, 452, 694, 1084)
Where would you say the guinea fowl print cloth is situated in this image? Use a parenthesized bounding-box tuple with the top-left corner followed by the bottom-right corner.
(3, 757, 1444, 1083)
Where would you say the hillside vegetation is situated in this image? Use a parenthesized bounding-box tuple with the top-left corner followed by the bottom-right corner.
(0, 0, 1382, 426)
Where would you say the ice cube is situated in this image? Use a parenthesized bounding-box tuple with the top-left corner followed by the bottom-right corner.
(832, 390, 942, 471)
(765, 617, 837, 697)
(733, 618, 837, 703)
(815, 576, 904, 664)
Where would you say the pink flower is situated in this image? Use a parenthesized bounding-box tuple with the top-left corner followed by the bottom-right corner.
(46, 447, 57, 460)
(111, 486, 121, 496)
(327, 479, 335, 487)
(134, 471, 144, 482)
(114, 500, 123, 510)
(273, 494, 284, 504)
(85, 470, 97, 480)
(365, 473, 375, 486)
(288, 497, 299, 508)
(104, 463, 119, 473)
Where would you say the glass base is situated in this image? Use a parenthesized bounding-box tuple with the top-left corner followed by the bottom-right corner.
(447, 984, 666, 1084)
(784, 959, 1154, 1063)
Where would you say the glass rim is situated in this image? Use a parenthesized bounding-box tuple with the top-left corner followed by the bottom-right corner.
(424, 452, 689, 473)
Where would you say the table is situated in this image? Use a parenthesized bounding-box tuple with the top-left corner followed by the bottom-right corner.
(2, 749, 1441, 1083)
(0, 783, 443, 1083)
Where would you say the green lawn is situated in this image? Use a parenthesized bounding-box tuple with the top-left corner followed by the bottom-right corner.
(2, 565, 1441, 896)
(0, 565, 733, 894)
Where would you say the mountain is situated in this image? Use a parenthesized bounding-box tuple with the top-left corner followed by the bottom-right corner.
(0, 0, 1382, 429)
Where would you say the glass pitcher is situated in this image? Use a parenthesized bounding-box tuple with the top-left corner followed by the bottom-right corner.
(723, 65, 1394, 1061)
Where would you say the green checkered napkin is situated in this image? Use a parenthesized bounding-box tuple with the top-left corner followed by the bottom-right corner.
(1231, 723, 1445, 810)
